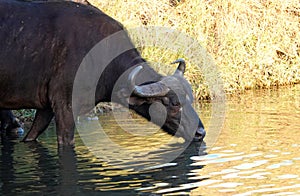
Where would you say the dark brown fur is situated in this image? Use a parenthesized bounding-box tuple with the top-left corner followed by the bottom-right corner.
(0, 0, 204, 146)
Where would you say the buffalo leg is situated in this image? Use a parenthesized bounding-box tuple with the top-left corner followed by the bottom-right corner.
(23, 108, 54, 142)
(54, 108, 75, 146)
(0, 110, 21, 131)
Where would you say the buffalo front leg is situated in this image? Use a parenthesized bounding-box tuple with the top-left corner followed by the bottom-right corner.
(23, 108, 54, 142)
(54, 108, 76, 146)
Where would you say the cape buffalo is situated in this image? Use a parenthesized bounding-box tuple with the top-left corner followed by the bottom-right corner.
(0, 0, 205, 146)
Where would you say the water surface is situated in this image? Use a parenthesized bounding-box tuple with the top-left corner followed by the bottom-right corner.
(191, 85, 300, 195)
(0, 85, 299, 195)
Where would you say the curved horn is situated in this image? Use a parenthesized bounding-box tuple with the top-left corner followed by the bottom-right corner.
(128, 65, 143, 90)
(128, 65, 170, 97)
(171, 58, 186, 76)
(134, 82, 170, 97)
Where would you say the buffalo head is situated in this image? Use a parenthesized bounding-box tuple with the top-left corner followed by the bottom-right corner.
(125, 59, 206, 142)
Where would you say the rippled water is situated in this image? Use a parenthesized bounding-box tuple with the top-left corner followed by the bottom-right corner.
(191, 85, 300, 195)
(0, 85, 299, 195)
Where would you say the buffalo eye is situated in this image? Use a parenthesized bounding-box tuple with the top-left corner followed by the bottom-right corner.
(170, 105, 181, 116)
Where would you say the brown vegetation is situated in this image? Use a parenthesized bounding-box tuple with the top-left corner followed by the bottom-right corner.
(88, 0, 300, 100)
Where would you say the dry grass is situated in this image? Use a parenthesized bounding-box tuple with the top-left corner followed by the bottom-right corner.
(89, 0, 300, 100)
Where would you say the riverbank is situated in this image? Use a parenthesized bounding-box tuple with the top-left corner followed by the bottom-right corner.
(89, 0, 300, 100)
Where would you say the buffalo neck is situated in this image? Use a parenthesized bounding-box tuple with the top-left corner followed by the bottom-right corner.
(95, 48, 162, 103)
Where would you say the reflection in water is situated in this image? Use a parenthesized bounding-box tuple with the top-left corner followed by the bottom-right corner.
(0, 124, 206, 195)
(0, 85, 299, 195)
(191, 85, 300, 195)
(77, 113, 206, 171)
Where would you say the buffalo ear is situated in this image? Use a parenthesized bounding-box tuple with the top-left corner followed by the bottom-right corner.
(128, 96, 146, 106)
(171, 58, 186, 77)
(116, 88, 147, 106)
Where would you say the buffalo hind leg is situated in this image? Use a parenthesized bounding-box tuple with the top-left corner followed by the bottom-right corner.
(0, 109, 21, 131)
(54, 107, 75, 146)
(23, 108, 54, 142)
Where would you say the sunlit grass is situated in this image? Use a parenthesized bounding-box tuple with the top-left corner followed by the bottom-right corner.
(89, 0, 300, 100)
